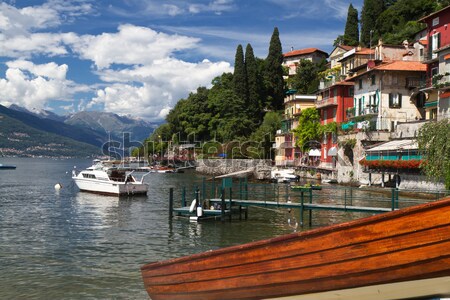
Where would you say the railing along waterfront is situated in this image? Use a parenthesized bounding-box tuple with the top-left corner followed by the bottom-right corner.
(169, 178, 450, 226)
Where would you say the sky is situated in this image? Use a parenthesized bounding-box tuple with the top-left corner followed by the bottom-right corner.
(0, 0, 363, 122)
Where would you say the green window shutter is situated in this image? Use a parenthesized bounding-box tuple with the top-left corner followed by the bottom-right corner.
(437, 33, 441, 49)
(389, 93, 393, 107)
(399, 94, 402, 108)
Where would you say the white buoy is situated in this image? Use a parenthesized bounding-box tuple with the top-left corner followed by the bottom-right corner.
(189, 199, 197, 212)
(54, 183, 62, 190)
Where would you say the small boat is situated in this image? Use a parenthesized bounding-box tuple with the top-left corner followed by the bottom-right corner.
(271, 168, 299, 183)
(291, 184, 322, 190)
(322, 178, 338, 184)
(72, 160, 150, 196)
(0, 164, 16, 169)
(141, 196, 450, 300)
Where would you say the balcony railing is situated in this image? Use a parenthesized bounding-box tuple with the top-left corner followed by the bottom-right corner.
(315, 96, 338, 108)
(405, 77, 425, 89)
(363, 105, 379, 115)
(280, 142, 294, 149)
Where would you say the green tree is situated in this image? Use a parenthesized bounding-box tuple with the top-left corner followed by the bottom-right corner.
(290, 59, 327, 94)
(264, 27, 285, 111)
(208, 73, 252, 141)
(293, 108, 321, 150)
(245, 43, 263, 123)
(165, 87, 211, 142)
(233, 44, 248, 104)
(360, 0, 384, 47)
(250, 111, 282, 159)
(376, 0, 434, 45)
(343, 4, 359, 46)
(417, 119, 450, 189)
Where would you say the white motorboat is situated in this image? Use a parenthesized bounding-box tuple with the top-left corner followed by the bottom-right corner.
(72, 160, 151, 196)
(271, 168, 299, 183)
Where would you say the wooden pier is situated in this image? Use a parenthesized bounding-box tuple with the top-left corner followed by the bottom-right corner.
(168, 178, 448, 225)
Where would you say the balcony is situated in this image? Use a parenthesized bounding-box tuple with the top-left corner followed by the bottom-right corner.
(316, 96, 337, 108)
(363, 105, 379, 115)
(405, 77, 425, 89)
(280, 141, 294, 149)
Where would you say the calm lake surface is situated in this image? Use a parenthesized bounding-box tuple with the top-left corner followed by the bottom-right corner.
(0, 157, 429, 299)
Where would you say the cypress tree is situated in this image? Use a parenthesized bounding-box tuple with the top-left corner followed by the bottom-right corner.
(360, 0, 384, 47)
(343, 4, 359, 46)
(233, 44, 248, 104)
(264, 27, 285, 111)
(245, 43, 262, 123)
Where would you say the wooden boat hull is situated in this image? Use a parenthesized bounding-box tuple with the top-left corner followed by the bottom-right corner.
(141, 196, 450, 300)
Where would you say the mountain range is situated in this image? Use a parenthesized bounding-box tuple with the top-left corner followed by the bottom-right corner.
(0, 105, 159, 157)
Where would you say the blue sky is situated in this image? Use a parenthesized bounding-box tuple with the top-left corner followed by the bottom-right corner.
(0, 0, 363, 121)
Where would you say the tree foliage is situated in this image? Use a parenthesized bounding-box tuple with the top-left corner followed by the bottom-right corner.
(343, 4, 359, 46)
(417, 120, 450, 189)
(290, 59, 327, 94)
(293, 108, 321, 150)
(245, 43, 263, 124)
(376, 0, 435, 45)
(264, 27, 285, 110)
(360, 0, 385, 47)
(250, 111, 282, 159)
(233, 44, 247, 104)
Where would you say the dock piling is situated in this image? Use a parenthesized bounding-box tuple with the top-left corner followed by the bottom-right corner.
(169, 188, 174, 220)
(221, 187, 226, 222)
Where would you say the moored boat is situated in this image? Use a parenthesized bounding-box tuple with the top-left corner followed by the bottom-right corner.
(291, 184, 322, 190)
(72, 160, 150, 196)
(0, 164, 16, 169)
(271, 168, 299, 183)
(141, 196, 450, 300)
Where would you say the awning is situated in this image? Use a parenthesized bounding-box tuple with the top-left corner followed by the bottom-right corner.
(327, 147, 337, 156)
(424, 101, 438, 108)
(366, 139, 418, 152)
(309, 149, 321, 156)
(445, 53, 450, 60)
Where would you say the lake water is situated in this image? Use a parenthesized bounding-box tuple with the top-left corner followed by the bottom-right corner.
(0, 158, 432, 299)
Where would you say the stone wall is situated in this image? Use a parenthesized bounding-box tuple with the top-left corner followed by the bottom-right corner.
(196, 159, 272, 179)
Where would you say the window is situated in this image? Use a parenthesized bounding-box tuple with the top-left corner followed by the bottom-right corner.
(389, 93, 402, 108)
(371, 75, 376, 85)
(349, 87, 354, 97)
(432, 17, 439, 27)
(431, 67, 438, 77)
(432, 33, 441, 59)
(358, 79, 363, 89)
(358, 97, 364, 115)
(392, 74, 398, 85)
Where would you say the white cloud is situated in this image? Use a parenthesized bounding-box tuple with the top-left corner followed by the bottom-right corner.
(0, 2, 234, 121)
(189, 0, 235, 15)
(90, 58, 232, 121)
(264, 0, 361, 20)
(0, 60, 89, 110)
(6, 60, 68, 80)
(71, 24, 201, 69)
(0, 1, 93, 36)
(0, 33, 70, 58)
